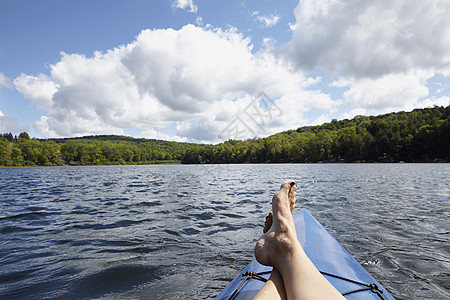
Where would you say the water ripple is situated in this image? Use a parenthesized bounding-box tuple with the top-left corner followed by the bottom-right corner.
(0, 164, 449, 299)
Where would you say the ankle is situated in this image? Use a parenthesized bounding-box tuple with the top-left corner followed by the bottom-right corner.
(275, 230, 301, 256)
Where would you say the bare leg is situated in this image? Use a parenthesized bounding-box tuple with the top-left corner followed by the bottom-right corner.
(254, 268, 286, 300)
(255, 181, 344, 300)
(257, 181, 296, 299)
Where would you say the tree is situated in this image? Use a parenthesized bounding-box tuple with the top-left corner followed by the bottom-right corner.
(0, 138, 12, 166)
(19, 132, 30, 140)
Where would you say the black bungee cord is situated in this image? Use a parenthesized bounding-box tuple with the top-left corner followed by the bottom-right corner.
(227, 269, 386, 300)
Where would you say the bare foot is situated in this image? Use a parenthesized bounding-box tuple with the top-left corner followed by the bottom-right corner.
(255, 180, 298, 266)
(263, 181, 296, 234)
(255, 181, 346, 299)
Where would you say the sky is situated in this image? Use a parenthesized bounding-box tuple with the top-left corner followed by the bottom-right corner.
(1, 0, 449, 144)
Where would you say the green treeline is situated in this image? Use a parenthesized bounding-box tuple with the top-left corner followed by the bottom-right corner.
(182, 105, 449, 163)
(0, 134, 190, 167)
(0, 106, 449, 167)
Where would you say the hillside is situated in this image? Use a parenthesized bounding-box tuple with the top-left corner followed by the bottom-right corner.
(1, 105, 449, 166)
(182, 105, 449, 163)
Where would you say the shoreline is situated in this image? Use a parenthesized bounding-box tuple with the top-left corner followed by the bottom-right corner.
(1, 160, 448, 168)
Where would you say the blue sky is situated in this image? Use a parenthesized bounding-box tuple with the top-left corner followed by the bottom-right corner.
(1, 0, 449, 143)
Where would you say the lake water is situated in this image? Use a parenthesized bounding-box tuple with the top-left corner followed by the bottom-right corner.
(0, 164, 449, 299)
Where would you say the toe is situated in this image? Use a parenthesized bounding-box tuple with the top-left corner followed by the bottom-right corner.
(263, 212, 273, 233)
(281, 180, 296, 191)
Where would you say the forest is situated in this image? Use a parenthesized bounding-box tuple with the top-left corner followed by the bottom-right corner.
(0, 105, 449, 167)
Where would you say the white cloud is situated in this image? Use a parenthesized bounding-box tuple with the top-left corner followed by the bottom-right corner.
(281, 0, 450, 117)
(172, 0, 198, 13)
(176, 119, 220, 143)
(417, 96, 450, 109)
(195, 16, 203, 26)
(253, 11, 280, 28)
(0, 110, 27, 133)
(0, 73, 13, 90)
(329, 78, 350, 88)
(14, 73, 58, 110)
(139, 128, 188, 143)
(339, 108, 367, 120)
(342, 70, 432, 114)
(311, 114, 331, 126)
(285, 0, 450, 78)
(14, 24, 338, 141)
(302, 76, 321, 87)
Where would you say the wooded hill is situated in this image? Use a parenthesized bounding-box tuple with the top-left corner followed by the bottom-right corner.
(1, 105, 449, 166)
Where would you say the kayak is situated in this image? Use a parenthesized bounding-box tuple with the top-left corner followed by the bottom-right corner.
(215, 208, 395, 300)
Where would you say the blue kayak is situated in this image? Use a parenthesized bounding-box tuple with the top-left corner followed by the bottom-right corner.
(216, 208, 395, 300)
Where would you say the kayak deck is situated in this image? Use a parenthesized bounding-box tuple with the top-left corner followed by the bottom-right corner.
(215, 208, 395, 299)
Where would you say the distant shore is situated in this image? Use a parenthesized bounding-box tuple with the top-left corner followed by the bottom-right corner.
(1, 105, 449, 167)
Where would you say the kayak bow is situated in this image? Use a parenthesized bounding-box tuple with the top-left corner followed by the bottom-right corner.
(216, 208, 395, 300)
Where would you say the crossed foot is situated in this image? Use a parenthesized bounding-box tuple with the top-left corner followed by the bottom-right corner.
(255, 180, 297, 267)
(262, 181, 297, 234)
